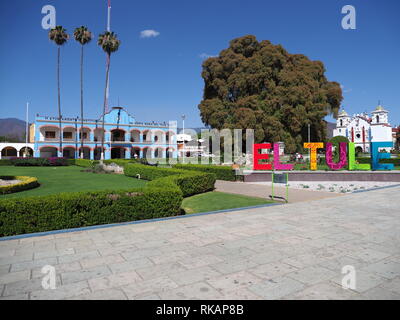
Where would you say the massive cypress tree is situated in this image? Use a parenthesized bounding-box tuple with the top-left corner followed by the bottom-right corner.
(198, 35, 343, 153)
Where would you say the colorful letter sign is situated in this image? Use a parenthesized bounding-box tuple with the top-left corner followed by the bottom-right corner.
(348, 142, 370, 170)
(253, 143, 272, 170)
(325, 142, 347, 170)
(273, 143, 294, 170)
(303, 143, 324, 170)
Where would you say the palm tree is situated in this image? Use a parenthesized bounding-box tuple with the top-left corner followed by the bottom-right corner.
(97, 31, 121, 160)
(49, 26, 69, 157)
(74, 26, 92, 159)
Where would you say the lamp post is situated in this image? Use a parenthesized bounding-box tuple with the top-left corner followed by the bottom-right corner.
(181, 114, 185, 163)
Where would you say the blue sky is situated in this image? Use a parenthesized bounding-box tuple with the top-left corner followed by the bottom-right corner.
(0, 0, 399, 128)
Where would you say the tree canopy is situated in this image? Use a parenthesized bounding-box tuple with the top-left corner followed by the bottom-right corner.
(198, 35, 343, 153)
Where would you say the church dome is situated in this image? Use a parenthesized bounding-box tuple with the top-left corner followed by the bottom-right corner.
(338, 109, 348, 117)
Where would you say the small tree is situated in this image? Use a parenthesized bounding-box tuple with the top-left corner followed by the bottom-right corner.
(328, 135, 349, 162)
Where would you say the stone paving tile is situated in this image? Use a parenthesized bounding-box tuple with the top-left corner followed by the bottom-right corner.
(10, 257, 58, 273)
(135, 262, 188, 280)
(61, 265, 111, 285)
(210, 258, 259, 275)
(2, 275, 62, 297)
(121, 276, 179, 299)
(248, 261, 299, 280)
(286, 266, 337, 285)
(80, 254, 125, 269)
(283, 282, 360, 300)
(0, 253, 33, 266)
(159, 281, 224, 300)
(248, 276, 306, 300)
(206, 271, 262, 294)
(108, 257, 154, 274)
(30, 280, 91, 300)
(360, 286, 400, 300)
(31, 261, 82, 279)
(378, 277, 400, 295)
(361, 261, 400, 280)
(0, 264, 10, 276)
(177, 254, 224, 269)
(88, 270, 142, 292)
(330, 270, 387, 293)
(68, 288, 127, 300)
(0, 270, 30, 285)
(57, 250, 100, 264)
(169, 266, 222, 286)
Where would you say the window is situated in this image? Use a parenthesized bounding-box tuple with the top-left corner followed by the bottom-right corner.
(45, 131, 56, 139)
(340, 119, 343, 126)
(63, 132, 73, 139)
(376, 115, 379, 123)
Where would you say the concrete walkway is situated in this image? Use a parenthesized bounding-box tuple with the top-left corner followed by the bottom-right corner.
(215, 180, 342, 203)
(1, 187, 399, 300)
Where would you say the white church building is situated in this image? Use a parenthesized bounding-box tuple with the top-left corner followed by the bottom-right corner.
(333, 104, 394, 153)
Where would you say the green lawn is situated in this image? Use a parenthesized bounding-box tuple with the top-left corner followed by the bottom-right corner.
(182, 191, 273, 214)
(0, 165, 147, 198)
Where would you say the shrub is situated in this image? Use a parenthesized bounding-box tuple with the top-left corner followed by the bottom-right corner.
(124, 163, 216, 196)
(356, 157, 400, 166)
(0, 187, 182, 237)
(0, 159, 13, 166)
(0, 176, 39, 195)
(10, 157, 68, 166)
(103, 159, 138, 167)
(173, 164, 237, 181)
(74, 159, 99, 168)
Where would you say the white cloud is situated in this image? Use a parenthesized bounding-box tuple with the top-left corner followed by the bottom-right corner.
(140, 30, 160, 38)
(340, 84, 352, 93)
(199, 53, 217, 59)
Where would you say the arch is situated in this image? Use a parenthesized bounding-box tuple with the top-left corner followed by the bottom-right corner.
(111, 129, 125, 142)
(376, 115, 380, 123)
(93, 146, 105, 160)
(62, 127, 76, 141)
(166, 131, 175, 143)
(142, 130, 151, 142)
(131, 146, 141, 159)
(111, 146, 126, 159)
(19, 147, 33, 157)
(93, 128, 106, 142)
(153, 130, 165, 143)
(130, 129, 141, 142)
(62, 146, 76, 159)
(142, 147, 152, 159)
(39, 146, 58, 158)
(166, 147, 174, 159)
(78, 127, 91, 141)
(1, 146, 17, 158)
(39, 125, 60, 141)
(78, 146, 91, 159)
(154, 147, 164, 158)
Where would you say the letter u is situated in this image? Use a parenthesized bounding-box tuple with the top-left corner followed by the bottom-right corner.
(326, 142, 347, 170)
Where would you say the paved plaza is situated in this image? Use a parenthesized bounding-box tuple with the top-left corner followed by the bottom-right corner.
(0, 186, 400, 300)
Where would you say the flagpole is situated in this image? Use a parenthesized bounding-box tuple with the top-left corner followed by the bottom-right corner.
(25, 102, 29, 157)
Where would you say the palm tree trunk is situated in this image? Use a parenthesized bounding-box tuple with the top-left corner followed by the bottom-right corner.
(101, 53, 111, 161)
(57, 46, 63, 157)
(80, 45, 84, 159)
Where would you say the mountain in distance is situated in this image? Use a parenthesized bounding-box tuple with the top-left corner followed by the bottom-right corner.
(0, 118, 27, 142)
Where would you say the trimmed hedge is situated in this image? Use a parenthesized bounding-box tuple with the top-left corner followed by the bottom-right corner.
(173, 164, 237, 181)
(356, 157, 400, 166)
(124, 163, 216, 197)
(0, 187, 182, 237)
(0, 176, 39, 195)
(0, 163, 216, 237)
(11, 157, 68, 166)
(0, 159, 13, 166)
(74, 159, 99, 167)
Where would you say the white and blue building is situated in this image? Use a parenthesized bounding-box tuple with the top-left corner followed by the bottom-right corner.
(32, 106, 178, 160)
